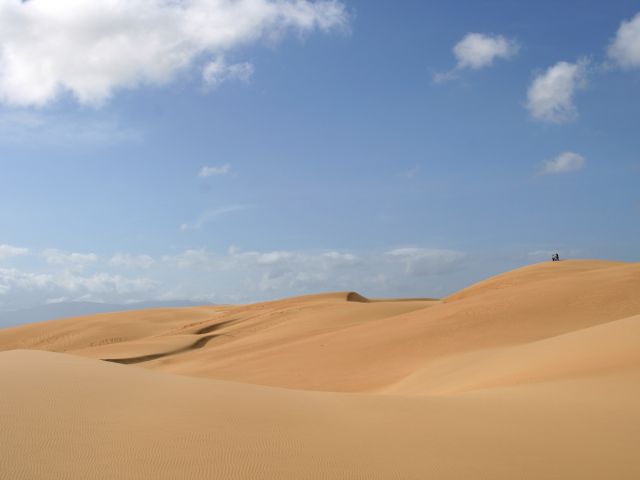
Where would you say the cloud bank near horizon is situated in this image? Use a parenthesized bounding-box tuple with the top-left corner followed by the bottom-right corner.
(0, 243, 469, 310)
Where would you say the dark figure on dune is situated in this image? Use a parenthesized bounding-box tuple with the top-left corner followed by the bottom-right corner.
(552, 253, 560, 262)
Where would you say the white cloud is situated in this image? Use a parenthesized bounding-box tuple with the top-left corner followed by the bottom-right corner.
(453, 33, 519, 70)
(321, 251, 358, 263)
(0, 244, 29, 261)
(42, 249, 98, 271)
(608, 12, 640, 68)
(180, 205, 251, 231)
(0, 267, 155, 309)
(0, 244, 473, 311)
(199, 163, 231, 177)
(0, 268, 51, 293)
(541, 151, 586, 175)
(55, 272, 155, 295)
(162, 246, 465, 296)
(170, 247, 363, 292)
(202, 59, 254, 89)
(109, 253, 156, 269)
(0, 0, 348, 107)
(434, 32, 518, 83)
(526, 60, 588, 123)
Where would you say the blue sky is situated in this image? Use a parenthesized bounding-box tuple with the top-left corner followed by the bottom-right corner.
(0, 0, 638, 310)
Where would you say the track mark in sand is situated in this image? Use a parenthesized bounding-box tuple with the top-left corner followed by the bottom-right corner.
(103, 352, 170, 365)
(103, 334, 220, 365)
(89, 337, 125, 347)
(195, 319, 238, 335)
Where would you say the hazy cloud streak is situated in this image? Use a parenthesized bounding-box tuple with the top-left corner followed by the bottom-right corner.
(540, 152, 586, 175)
(180, 205, 252, 231)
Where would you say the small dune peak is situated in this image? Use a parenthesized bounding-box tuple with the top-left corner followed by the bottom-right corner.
(445, 259, 631, 303)
(346, 292, 370, 303)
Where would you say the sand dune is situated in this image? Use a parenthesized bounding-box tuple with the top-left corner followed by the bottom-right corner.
(1, 260, 640, 478)
(2, 349, 640, 479)
(3, 259, 637, 393)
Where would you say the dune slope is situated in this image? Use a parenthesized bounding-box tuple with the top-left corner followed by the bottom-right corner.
(1, 349, 640, 480)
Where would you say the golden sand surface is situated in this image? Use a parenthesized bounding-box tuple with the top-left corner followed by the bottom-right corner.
(1, 260, 639, 479)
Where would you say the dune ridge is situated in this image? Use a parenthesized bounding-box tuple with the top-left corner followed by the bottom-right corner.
(1, 259, 640, 478)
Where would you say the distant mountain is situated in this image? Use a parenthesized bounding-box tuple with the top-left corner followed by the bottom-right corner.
(0, 300, 210, 328)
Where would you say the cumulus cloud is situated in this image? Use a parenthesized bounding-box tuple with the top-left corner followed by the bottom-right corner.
(180, 205, 251, 231)
(109, 253, 156, 269)
(0, 244, 475, 312)
(161, 246, 466, 298)
(526, 60, 588, 123)
(0, 268, 51, 295)
(0, 244, 29, 261)
(0, 267, 155, 309)
(53, 272, 155, 295)
(540, 152, 586, 175)
(454, 33, 519, 69)
(0, 0, 348, 107)
(199, 163, 231, 177)
(434, 32, 518, 83)
(162, 247, 360, 293)
(164, 247, 358, 272)
(42, 249, 98, 271)
(608, 12, 640, 68)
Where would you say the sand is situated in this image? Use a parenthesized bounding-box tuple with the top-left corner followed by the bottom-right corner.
(1, 259, 639, 478)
